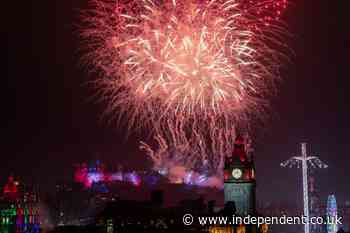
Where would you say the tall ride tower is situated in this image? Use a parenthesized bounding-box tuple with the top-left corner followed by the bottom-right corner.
(224, 136, 256, 215)
(281, 143, 328, 233)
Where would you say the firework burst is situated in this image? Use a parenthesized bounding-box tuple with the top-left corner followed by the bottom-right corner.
(80, 0, 289, 180)
(81, 0, 287, 126)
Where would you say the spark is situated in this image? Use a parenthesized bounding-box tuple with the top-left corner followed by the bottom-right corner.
(80, 0, 289, 178)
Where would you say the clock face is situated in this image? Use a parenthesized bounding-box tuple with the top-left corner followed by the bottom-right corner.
(232, 168, 242, 179)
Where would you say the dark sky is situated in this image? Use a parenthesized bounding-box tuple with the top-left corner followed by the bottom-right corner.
(5, 0, 350, 207)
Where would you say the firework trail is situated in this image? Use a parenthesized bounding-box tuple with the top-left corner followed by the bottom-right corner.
(80, 0, 289, 184)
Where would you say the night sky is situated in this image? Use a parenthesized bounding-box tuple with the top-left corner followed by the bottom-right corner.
(5, 0, 350, 207)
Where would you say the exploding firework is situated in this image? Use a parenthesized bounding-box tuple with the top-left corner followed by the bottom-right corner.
(81, 0, 287, 126)
(80, 0, 289, 182)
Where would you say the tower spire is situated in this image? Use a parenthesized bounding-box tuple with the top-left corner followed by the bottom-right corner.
(224, 135, 256, 215)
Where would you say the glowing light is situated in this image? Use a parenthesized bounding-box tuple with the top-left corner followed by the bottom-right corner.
(74, 162, 142, 188)
(81, 0, 289, 178)
(125, 172, 142, 186)
(81, 0, 288, 125)
(327, 195, 338, 233)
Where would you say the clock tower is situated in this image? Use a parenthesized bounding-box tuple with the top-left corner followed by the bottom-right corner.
(224, 136, 256, 216)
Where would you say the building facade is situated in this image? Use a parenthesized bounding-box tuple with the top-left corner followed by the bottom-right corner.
(224, 136, 256, 216)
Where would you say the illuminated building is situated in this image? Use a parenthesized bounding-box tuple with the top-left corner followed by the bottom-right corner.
(327, 194, 338, 233)
(210, 136, 265, 233)
(3, 176, 18, 201)
(74, 161, 141, 189)
(224, 136, 256, 216)
(0, 176, 40, 233)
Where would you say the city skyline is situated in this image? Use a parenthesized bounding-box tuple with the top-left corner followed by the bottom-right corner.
(5, 0, 350, 211)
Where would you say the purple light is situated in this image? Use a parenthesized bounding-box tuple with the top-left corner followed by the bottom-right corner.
(87, 172, 103, 183)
